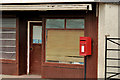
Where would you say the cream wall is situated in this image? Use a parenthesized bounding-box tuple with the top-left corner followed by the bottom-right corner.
(98, 3, 119, 78)
(118, 5, 120, 78)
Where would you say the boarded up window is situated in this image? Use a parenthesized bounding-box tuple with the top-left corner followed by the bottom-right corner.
(46, 19, 85, 64)
(0, 18, 16, 60)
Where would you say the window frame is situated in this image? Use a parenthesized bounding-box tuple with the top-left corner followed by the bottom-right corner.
(0, 17, 19, 63)
(44, 18, 85, 65)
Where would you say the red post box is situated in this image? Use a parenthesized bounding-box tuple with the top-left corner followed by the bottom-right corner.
(80, 37, 91, 56)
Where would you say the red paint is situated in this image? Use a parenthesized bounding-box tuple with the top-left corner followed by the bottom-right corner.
(2, 63, 17, 75)
(42, 65, 84, 78)
(80, 37, 91, 56)
(2, 8, 98, 78)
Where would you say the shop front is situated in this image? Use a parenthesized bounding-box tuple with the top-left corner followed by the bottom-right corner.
(1, 3, 98, 78)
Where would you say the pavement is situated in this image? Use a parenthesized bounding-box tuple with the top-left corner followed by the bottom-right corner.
(0, 74, 41, 79)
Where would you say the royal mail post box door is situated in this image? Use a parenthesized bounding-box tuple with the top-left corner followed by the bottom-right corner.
(80, 37, 91, 56)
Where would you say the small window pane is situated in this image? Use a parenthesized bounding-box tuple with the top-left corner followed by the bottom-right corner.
(46, 19, 64, 29)
(33, 26, 42, 44)
(2, 53, 16, 60)
(66, 19, 84, 29)
(1, 18, 16, 27)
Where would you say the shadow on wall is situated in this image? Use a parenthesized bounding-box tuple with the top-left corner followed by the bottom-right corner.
(0, 7, 2, 74)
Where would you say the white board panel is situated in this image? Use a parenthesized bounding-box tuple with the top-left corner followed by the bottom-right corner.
(0, 4, 92, 11)
(1, 0, 94, 3)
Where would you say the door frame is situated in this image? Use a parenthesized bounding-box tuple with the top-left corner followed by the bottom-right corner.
(27, 21, 42, 74)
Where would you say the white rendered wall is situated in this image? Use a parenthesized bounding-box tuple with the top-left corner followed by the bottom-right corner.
(118, 5, 120, 78)
(0, 0, 94, 3)
(1, 0, 120, 3)
(98, 3, 119, 78)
